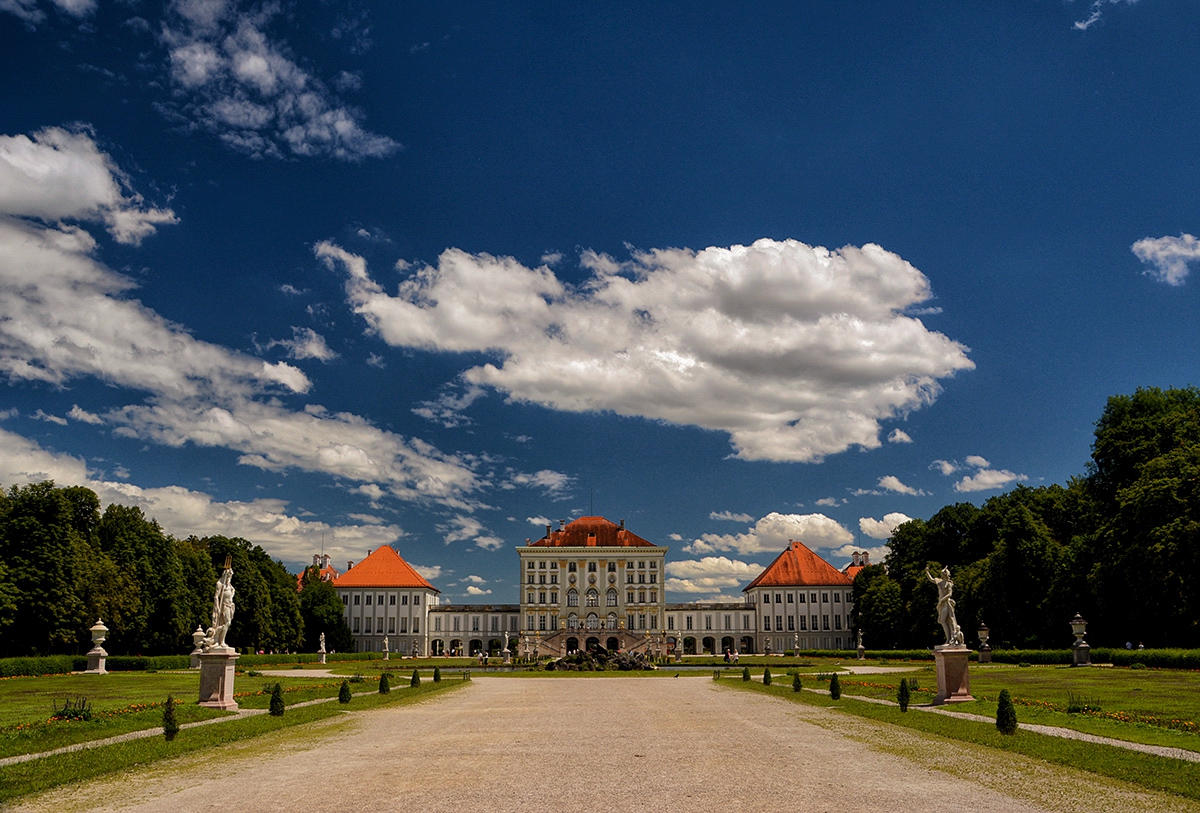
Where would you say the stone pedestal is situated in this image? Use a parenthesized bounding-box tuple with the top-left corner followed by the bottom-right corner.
(190, 646, 203, 669)
(502, 648, 511, 665)
(1072, 641, 1091, 666)
(978, 643, 992, 664)
(198, 649, 239, 710)
(84, 646, 107, 675)
(932, 645, 973, 704)
(856, 644, 866, 661)
(319, 651, 327, 664)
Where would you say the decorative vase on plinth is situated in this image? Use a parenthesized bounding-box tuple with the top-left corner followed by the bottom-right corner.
(85, 619, 109, 675)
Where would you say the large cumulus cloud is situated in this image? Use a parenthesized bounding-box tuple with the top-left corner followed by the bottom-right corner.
(319, 238, 973, 463)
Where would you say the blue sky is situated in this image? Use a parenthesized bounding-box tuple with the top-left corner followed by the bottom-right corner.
(2, 0, 1198, 603)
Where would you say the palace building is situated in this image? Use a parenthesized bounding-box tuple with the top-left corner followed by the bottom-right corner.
(330, 515, 860, 657)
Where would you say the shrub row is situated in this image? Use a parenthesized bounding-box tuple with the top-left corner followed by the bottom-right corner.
(0, 650, 386, 677)
(0, 656, 78, 677)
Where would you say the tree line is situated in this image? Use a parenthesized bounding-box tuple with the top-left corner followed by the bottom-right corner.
(854, 386, 1200, 650)
(0, 482, 352, 657)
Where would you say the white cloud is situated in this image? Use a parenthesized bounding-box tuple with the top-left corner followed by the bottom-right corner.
(876, 475, 927, 496)
(465, 585, 492, 596)
(859, 512, 912, 540)
(1073, 0, 1140, 31)
(0, 427, 401, 564)
(684, 512, 852, 556)
(0, 0, 94, 25)
(440, 515, 505, 550)
(710, 510, 753, 522)
(318, 238, 973, 464)
(527, 516, 552, 527)
(665, 556, 765, 595)
(32, 409, 67, 426)
(964, 455, 990, 468)
(68, 404, 104, 424)
(412, 383, 486, 428)
(1132, 233, 1200, 286)
(829, 543, 890, 566)
(159, 0, 399, 160)
(462, 575, 487, 584)
(887, 428, 912, 444)
(411, 563, 441, 582)
(0, 127, 177, 245)
(505, 469, 572, 495)
(263, 327, 338, 361)
(954, 468, 1028, 493)
(930, 459, 958, 476)
(815, 497, 845, 507)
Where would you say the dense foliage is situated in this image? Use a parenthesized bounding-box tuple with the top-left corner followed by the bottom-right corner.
(0, 482, 349, 657)
(853, 387, 1200, 649)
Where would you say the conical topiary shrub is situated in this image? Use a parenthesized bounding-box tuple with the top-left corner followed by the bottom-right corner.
(338, 679, 352, 704)
(898, 678, 910, 712)
(792, 672, 802, 693)
(996, 688, 1018, 734)
(763, 667, 772, 686)
(411, 668, 421, 687)
(162, 694, 179, 741)
(829, 673, 841, 700)
(269, 682, 285, 716)
(742, 666, 751, 682)
(379, 672, 391, 694)
(433, 666, 441, 682)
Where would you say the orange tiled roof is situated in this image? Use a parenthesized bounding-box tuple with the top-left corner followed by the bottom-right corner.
(333, 545, 439, 591)
(295, 563, 340, 591)
(743, 540, 852, 591)
(527, 516, 656, 548)
(842, 565, 866, 581)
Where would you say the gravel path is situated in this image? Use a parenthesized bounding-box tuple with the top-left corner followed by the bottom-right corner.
(8, 677, 1198, 813)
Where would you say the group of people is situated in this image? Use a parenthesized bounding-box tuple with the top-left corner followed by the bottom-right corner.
(722, 649, 740, 663)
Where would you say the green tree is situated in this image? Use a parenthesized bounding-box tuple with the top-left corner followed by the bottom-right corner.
(269, 683, 285, 716)
(792, 672, 801, 692)
(996, 688, 1018, 734)
(298, 566, 353, 652)
(898, 678, 910, 712)
(162, 694, 179, 741)
(850, 565, 904, 648)
(829, 673, 841, 700)
(338, 680, 351, 703)
(410, 668, 421, 687)
(379, 672, 390, 694)
(762, 667, 771, 686)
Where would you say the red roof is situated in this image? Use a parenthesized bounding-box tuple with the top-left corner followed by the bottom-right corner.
(743, 540, 852, 591)
(842, 565, 866, 582)
(527, 516, 656, 548)
(295, 563, 340, 591)
(333, 546, 439, 591)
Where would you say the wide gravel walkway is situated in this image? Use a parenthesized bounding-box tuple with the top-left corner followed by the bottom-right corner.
(9, 677, 1198, 813)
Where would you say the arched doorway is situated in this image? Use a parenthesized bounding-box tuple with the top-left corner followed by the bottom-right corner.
(607, 636, 620, 651)
(449, 638, 463, 656)
(721, 636, 734, 654)
(431, 639, 445, 656)
(488, 638, 502, 654)
(684, 636, 696, 655)
(740, 636, 755, 654)
(469, 638, 483, 655)
(702, 636, 716, 655)
(585, 636, 600, 651)
(566, 637, 579, 652)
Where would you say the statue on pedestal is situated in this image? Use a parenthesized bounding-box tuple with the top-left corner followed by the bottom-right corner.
(318, 631, 326, 653)
(926, 566, 963, 646)
(203, 557, 236, 651)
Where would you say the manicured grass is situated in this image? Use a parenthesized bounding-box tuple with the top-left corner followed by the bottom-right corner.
(827, 664, 1200, 751)
(723, 678, 1200, 803)
(0, 681, 466, 805)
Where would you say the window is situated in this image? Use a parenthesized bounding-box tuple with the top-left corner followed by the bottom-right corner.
(763, 593, 771, 604)
(341, 596, 347, 606)
(550, 591, 558, 604)
(568, 562, 577, 572)
(811, 615, 818, 630)
(472, 617, 480, 632)
(627, 591, 634, 604)
(365, 594, 373, 606)
(638, 614, 646, 629)
(822, 614, 830, 630)
(822, 592, 829, 603)
(527, 575, 535, 584)
(550, 574, 558, 584)
(667, 617, 675, 630)
(810, 593, 817, 603)
(649, 574, 657, 583)
(608, 562, 616, 572)
(510, 617, 518, 632)
(527, 615, 535, 630)
(775, 593, 782, 604)
(776, 615, 783, 631)
(798, 593, 806, 604)
(353, 595, 360, 606)
(390, 595, 396, 606)
(799, 615, 807, 630)
(650, 614, 658, 629)
(586, 589, 599, 607)
(434, 616, 442, 632)
(627, 561, 634, 569)
(763, 616, 771, 631)
(539, 592, 546, 604)
(388, 618, 396, 634)
(567, 590, 579, 607)
(412, 619, 419, 634)
(704, 615, 712, 630)
(627, 573, 634, 584)
(491, 617, 499, 631)
(608, 589, 618, 606)
(743, 614, 750, 629)
(639, 561, 645, 568)
(787, 616, 795, 631)
(650, 561, 657, 569)
(528, 561, 535, 569)
(539, 574, 546, 584)
(539, 615, 547, 631)
(453, 617, 460, 632)
(649, 591, 656, 602)
(414, 595, 420, 605)
(638, 573, 645, 584)
(834, 615, 843, 630)
(539, 561, 546, 569)
(588, 562, 597, 573)
(786, 593, 793, 603)
(550, 561, 558, 569)
(377, 594, 384, 605)
(527, 592, 534, 603)
(353, 617, 360, 632)
(686, 616, 694, 630)
(834, 593, 841, 603)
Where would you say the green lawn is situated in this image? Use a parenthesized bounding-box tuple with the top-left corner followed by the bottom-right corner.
(723, 678, 1200, 803)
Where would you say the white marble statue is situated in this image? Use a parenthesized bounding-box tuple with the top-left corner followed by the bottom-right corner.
(318, 632, 326, 653)
(382, 635, 389, 653)
(204, 561, 236, 651)
(926, 566, 963, 646)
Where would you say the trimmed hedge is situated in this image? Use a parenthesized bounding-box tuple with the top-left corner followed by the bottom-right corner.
(0, 656, 78, 677)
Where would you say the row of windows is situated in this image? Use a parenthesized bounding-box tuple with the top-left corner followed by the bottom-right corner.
(345, 593, 422, 607)
(525, 589, 661, 606)
(760, 591, 845, 605)
(526, 560, 659, 570)
(666, 614, 753, 631)
(431, 616, 521, 633)
(762, 614, 848, 631)
(353, 617, 420, 634)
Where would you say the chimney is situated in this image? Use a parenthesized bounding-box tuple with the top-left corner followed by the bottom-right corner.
(322, 554, 331, 569)
(851, 552, 861, 567)
(620, 519, 625, 529)
(347, 560, 354, 571)
(546, 524, 552, 537)
(312, 554, 320, 567)
(559, 519, 565, 529)
(863, 551, 871, 566)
